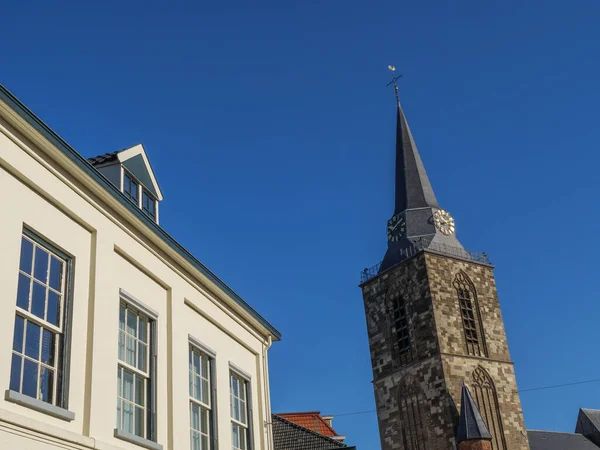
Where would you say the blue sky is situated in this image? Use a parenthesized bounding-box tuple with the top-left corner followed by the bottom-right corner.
(2, 1, 600, 448)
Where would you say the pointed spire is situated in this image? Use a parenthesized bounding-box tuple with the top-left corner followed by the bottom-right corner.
(457, 383, 492, 444)
(394, 98, 440, 215)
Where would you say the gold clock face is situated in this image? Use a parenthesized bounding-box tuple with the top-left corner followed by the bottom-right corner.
(387, 214, 406, 242)
(433, 209, 455, 236)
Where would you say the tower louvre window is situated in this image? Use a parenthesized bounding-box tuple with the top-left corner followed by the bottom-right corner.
(453, 272, 487, 357)
(470, 367, 507, 450)
(391, 293, 412, 366)
(397, 382, 429, 450)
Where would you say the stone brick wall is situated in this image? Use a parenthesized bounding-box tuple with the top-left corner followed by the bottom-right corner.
(361, 250, 530, 450)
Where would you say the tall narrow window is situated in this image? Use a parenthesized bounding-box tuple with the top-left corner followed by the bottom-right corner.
(10, 233, 71, 407)
(117, 302, 156, 442)
(453, 272, 487, 357)
(230, 372, 250, 450)
(190, 347, 212, 450)
(123, 171, 139, 203)
(471, 367, 507, 450)
(397, 382, 429, 450)
(392, 293, 412, 366)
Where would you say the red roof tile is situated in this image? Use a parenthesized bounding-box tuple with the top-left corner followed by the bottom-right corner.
(275, 412, 338, 437)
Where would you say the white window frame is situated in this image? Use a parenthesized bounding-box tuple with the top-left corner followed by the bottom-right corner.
(9, 230, 73, 411)
(229, 368, 252, 450)
(116, 292, 158, 444)
(189, 345, 214, 450)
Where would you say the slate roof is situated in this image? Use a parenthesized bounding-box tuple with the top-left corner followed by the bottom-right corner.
(276, 412, 338, 437)
(456, 384, 492, 443)
(528, 431, 599, 450)
(88, 150, 121, 166)
(577, 409, 600, 447)
(272, 414, 351, 450)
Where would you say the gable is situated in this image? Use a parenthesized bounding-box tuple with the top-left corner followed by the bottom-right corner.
(122, 154, 159, 199)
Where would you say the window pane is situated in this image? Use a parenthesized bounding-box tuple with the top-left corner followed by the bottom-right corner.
(135, 374, 145, 406)
(191, 403, 200, 430)
(232, 377, 239, 397)
(240, 400, 246, 424)
(22, 359, 38, 398)
(41, 329, 55, 366)
(193, 352, 200, 375)
(201, 357, 208, 379)
(232, 424, 239, 448)
(138, 318, 147, 343)
(117, 399, 122, 429)
(201, 408, 209, 434)
(16, 274, 31, 310)
(13, 315, 25, 352)
(49, 257, 63, 291)
(120, 305, 126, 330)
(123, 401, 134, 434)
(34, 247, 49, 283)
(25, 321, 41, 359)
(118, 367, 122, 398)
(194, 374, 201, 401)
(10, 354, 22, 392)
(191, 430, 201, 450)
(138, 342, 147, 372)
(135, 406, 145, 437)
(118, 331, 125, 361)
(202, 379, 209, 405)
(39, 366, 54, 403)
(20, 237, 34, 274)
(233, 399, 240, 421)
(31, 282, 46, 320)
(126, 335, 137, 367)
(126, 310, 137, 336)
(123, 369, 134, 401)
(202, 434, 209, 450)
(47, 291, 60, 326)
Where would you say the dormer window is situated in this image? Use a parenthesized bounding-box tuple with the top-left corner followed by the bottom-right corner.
(88, 144, 163, 225)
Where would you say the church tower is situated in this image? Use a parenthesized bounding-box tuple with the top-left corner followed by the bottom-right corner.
(360, 74, 530, 450)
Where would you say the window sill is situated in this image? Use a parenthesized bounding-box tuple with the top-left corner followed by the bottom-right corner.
(114, 428, 163, 450)
(4, 390, 75, 422)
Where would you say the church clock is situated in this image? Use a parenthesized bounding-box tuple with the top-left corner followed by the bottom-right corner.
(387, 214, 406, 242)
(433, 209, 455, 236)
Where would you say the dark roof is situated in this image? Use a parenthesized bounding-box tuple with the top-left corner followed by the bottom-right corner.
(88, 151, 121, 166)
(0, 84, 281, 341)
(528, 431, 599, 450)
(456, 384, 492, 443)
(577, 409, 600, 447)
(272, 414, 350, 450)
(394, 98, 439, 215)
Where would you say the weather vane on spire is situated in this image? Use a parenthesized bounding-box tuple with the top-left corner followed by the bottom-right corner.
(387, 65, 403, 102)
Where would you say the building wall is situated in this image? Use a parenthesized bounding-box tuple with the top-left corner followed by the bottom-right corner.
(0, 108, 274, 450)
(362, 251, 529, 450)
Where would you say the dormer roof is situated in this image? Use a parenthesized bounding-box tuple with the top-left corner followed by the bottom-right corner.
(88, 144, 163, 201)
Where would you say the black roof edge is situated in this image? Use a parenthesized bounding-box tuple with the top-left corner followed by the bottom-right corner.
(0, 84, 281, 341)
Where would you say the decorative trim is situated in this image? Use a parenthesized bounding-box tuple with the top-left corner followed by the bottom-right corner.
(5, 390, 75, 422)
(119, 288, 159, 319)
(188, 335, 217, 359)
(114, 428, 163, 450)
(229, 362, 252, 381)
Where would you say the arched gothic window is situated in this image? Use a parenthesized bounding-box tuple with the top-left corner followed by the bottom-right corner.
(453, 272, 487, 357)
(386, 281, 413, 366)
(397, 382, 429, 450)
(471, 367, 507, 450)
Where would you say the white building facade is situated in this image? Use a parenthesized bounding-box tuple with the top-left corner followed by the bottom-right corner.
(0, 85, 280, 450)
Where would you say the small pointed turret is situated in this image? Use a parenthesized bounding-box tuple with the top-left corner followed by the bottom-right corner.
(394, 99, 439, 215)
(457, 384, 492, 449)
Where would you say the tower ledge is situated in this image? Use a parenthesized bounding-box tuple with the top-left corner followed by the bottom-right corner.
(360, 241, 491, 285)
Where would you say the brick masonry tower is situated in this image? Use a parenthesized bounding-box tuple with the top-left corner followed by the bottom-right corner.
(360, 75, 530, 450)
